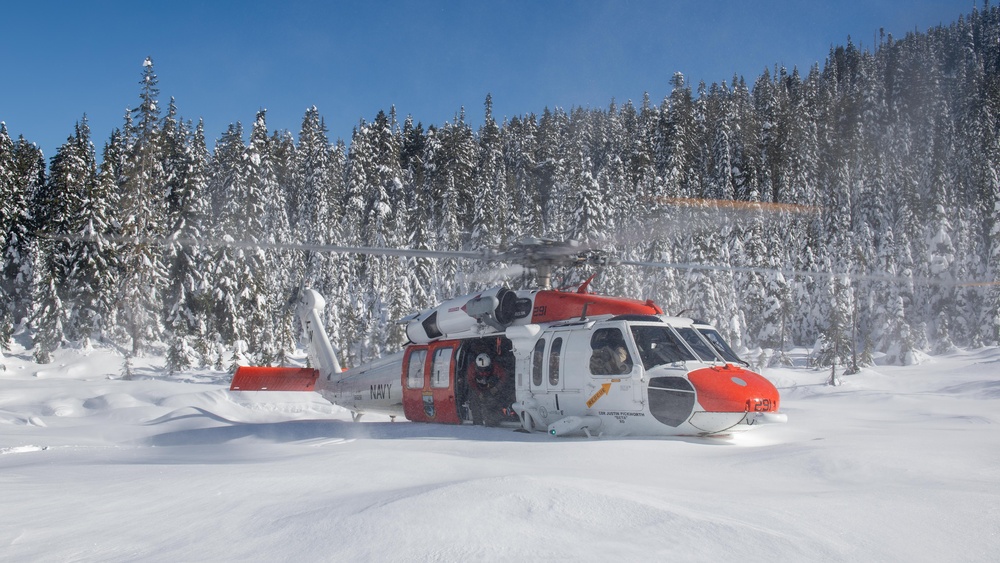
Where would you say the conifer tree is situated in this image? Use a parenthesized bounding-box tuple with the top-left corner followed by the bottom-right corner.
(401, 116, 437, 308)
(0, 124, 16, 347)
(295, 107, 334, 283)
(116, 57, 168, 356)
(0, 123, 14, 252)
(32, 118, 110, 348)
(536, 108, 569, 237)
(7, 138, 45, 330)
(504, 115, 542, 239)
(206, 122, 248, 358)
(163, 114, 211, 372)
(471, 95, 507, 252)
(246, 110, 287, 364)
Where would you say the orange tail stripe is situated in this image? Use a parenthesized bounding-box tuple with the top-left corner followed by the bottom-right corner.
(230, 366, 319, 391)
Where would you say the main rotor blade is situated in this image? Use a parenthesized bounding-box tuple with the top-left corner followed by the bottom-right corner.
(44, 233, 489, 261)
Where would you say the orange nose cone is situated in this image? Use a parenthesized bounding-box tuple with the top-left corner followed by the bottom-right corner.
(687, 366, 780, 413)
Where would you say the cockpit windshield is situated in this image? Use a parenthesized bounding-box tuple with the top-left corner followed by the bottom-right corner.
(697, 328, 745, 364)
(674, 327, 721, 362)
(630, 325, 696, 369)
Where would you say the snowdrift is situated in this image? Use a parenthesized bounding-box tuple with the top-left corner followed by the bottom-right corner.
(2, 342, 999, 561)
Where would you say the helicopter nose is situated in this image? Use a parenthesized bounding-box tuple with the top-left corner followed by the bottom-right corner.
(687, 365, 780, 414)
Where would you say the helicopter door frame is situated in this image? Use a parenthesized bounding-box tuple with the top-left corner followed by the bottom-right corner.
(528, 330, 573, 421)
(590, 322, 645, 410)
(401, 341, 462, 424)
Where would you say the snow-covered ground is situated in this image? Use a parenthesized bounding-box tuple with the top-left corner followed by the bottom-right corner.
(2, 338, 999, 562)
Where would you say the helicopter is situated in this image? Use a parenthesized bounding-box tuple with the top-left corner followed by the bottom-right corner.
(230, 237, 787, 437)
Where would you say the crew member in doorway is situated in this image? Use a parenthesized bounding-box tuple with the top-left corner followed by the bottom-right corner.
(590, 328, 633, 375)
(468, 352, 506, 426)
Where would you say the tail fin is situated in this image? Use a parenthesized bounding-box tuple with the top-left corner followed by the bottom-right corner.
(297, 289, 343, 380)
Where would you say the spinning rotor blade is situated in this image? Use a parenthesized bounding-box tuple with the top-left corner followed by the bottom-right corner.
(620, 259, 997, 289)
(611, 197, 996, 289)
(46, 233, 489, 262)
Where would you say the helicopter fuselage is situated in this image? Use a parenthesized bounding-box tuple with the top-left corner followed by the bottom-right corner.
(233, 288, 786, 437)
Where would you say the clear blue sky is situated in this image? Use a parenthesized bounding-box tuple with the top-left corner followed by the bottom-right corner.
(0, 0, 979, 160)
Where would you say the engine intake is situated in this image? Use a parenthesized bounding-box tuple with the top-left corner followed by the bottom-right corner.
(405, 286, 521, 344)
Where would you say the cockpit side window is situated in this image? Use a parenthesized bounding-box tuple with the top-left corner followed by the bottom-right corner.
(675, 327, 720, 361)
(630, 325, 695, 369)
(589, 328, 633, 375)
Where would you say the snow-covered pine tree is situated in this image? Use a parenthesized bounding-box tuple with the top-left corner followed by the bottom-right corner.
(926, 134, 959, 354)
(566, 116, 607, 245)
(0, 123, 14, 251)
(4, 138, 44, 333)
(989, 191, 1000, 344)
(706, 81, 737, 202)
(359, 109, 409, 357)
(536, 107, 569, 238)
(62, 118, 114, 345)
(427, 117, 475, 295)
(295, 108, 349, 357)
(116, 57, 168, 356)
(400, 116, 438, 309)
(163, 111, 212, 373)
(264, 127, 300, 366)
(0, 123, 16, 347)
(232, 111, 276, 365)
(205, 122, 248, 364)
(503, 114, 542, 241)
(445, 108, 479, 253)
(805, 40, 862, 367)
(470, 94, 508, 254)
(295, 106, 335, 281)
(33, 118, 111, 348)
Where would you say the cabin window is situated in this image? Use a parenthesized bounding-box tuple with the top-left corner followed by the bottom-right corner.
(589, 328, 633, 375)
(532, 339, 545, 386)
(549, 337, 563, 385)
(407, 349, 427, 389)
(431, 348, 452, 388)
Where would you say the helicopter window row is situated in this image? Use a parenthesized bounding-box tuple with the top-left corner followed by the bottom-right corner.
(589, 328, 634, 375)
(407, 349, 427, 389)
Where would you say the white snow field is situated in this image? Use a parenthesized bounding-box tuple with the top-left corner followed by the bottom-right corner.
(2, 340, 999, 562)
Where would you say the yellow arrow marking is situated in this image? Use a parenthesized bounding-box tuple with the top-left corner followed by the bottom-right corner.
(586, 383, 612, 408)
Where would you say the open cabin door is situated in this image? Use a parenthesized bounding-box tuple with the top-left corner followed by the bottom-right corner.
(401, 341, 462, 424)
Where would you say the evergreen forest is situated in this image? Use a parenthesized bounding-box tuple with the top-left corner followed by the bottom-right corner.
(2, 7, 1000, 372)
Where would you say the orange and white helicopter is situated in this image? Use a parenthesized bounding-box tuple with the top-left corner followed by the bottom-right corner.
(231, 237, 787, 437)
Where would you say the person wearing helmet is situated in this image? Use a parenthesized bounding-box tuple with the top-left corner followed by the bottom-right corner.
(467, 349, 504, 426)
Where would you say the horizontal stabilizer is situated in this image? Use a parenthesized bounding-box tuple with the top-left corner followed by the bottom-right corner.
(230, 366, 319, 392)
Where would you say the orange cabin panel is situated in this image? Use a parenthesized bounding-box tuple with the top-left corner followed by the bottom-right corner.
(401, 341, 463, 424)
